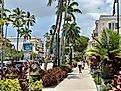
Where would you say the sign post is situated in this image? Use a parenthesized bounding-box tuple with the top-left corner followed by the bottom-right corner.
(23, 42, 33, 91)
(23, 42, 33, 60)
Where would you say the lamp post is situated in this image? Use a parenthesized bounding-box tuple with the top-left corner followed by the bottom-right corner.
(69, 44, 72, 65)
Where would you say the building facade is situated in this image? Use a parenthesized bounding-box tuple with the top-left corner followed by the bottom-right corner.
(7, 37, 44, 55)
(92, 15, 121, 45)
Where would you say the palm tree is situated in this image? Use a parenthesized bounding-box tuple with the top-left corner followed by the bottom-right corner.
(47, 0, 64, 66)
(19, 27, 32, 41)
(61, 0, 82, 63)
(63, 22, 80, 44)
(64, 1, 82, 22)
(62, 22, 80, 64)
(10, 8, 25, 51)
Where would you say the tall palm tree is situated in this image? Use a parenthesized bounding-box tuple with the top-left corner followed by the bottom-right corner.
(47, 0, 64, 66)
(10, 8, 25, 51)
(61, 0, 82, 63)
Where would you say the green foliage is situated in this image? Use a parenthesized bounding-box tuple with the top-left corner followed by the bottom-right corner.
(20, 27, 32, 40)
(31, 80, 43, 91)
(63, 22, 80, 44)
(87, 29, 121, 63)
(60, 63, 72, 73)
(101, 66, 113, 78)
(0, 79, 21, 91)
(100, 84, 112, 91)
(64, 1, 82, 22)
(75, 35, 89, 52)
(92, 74, 102, 85)
(5, 48, 23, 60)
(65, 47, 69, 54)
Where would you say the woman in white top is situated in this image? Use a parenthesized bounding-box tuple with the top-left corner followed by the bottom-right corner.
(77, 61, 82, 73)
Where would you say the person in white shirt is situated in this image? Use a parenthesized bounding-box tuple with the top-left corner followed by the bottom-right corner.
(77, 61, 82, 73)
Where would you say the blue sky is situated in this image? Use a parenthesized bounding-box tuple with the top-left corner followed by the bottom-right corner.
(4, 0, 116, 39)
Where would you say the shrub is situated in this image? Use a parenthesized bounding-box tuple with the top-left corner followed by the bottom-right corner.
(93, 75, 102, 85)
(0, 79, 21, 91)
(42, 67, 68, 87)
(31, 80, 43, 91)
(101, 67, 113, 79)
(100, 84, 112, 91)
(60, 64, 72, 73)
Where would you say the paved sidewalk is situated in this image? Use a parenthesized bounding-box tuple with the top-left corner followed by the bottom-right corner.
(43, 65, 97, 91)
(53, 65, 97, 91)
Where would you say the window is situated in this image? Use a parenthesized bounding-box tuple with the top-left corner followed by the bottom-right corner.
(108, 23, 117, 30)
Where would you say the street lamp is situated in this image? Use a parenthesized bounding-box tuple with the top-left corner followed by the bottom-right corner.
(69, 44, 72, 65)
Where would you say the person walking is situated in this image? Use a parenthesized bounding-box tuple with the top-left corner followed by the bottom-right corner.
(77, 61, 82, 73)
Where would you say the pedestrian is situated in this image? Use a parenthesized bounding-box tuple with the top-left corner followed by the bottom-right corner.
(77, 61, 82, 73)
(82, 61, 85, 69)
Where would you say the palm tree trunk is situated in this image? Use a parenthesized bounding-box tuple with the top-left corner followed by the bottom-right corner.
(57, 0, 63, 66)
(16, 28, 20, 51)
(49, 1, 60, 54)
(50, 0, 62, 66)
(61, 0, 70, 64)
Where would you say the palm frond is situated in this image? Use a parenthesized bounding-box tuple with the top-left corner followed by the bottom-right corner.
(73, 9, 82, 14)
(47, 0, 56, 6)
(70, 2, 79, 7)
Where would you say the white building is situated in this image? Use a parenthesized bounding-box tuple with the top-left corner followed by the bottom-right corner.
(7, 37, 44, 54)
(92, 15, 121, 45)
(7, 37, 24, 51)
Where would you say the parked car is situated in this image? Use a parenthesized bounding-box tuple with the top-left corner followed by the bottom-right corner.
(15, 60, 28, 68)
(15, 60, 40, 69)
